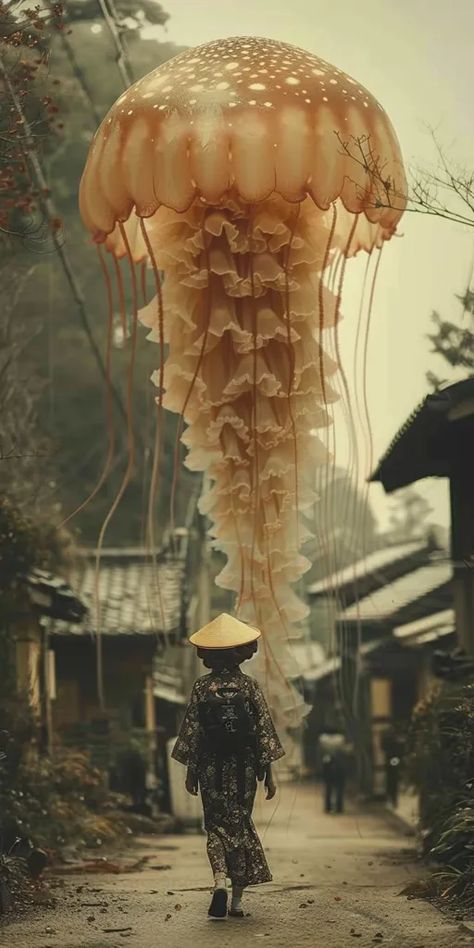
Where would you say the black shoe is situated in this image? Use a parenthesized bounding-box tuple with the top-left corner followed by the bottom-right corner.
(208, 888, 228, 919)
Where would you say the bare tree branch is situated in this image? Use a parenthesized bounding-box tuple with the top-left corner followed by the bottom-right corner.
(336, 129, 474, 230)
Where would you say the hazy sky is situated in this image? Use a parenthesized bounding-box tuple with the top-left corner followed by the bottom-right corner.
(149, 1, 474, 531)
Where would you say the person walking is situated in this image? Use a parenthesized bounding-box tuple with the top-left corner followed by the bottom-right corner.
(319, 727, 350, 814)
(172, 613, 285, 920)
(381, 727, 403, 808)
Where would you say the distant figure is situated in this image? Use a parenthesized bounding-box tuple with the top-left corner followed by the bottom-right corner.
(319, 728, 350, 814)
(381, 727, 403, 808)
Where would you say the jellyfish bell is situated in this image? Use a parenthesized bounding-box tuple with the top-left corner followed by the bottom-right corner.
(80, 37, 405, 243)
(79, 37, 406, 727)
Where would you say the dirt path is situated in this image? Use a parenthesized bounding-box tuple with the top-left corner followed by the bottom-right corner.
(2, 785, 470, 948)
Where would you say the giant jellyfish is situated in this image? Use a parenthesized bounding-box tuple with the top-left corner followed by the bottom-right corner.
(79, 37, 406, 726)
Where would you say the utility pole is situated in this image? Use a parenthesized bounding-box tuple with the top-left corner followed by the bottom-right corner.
(184, 475, 211, 693)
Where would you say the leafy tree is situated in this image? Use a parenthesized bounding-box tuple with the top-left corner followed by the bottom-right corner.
(387, 487, 433, 544)
(1, 2, 193, 545)
(0, 1, 65, 244)
(426, 287, 474, 390)
(66, 0, 169, 29)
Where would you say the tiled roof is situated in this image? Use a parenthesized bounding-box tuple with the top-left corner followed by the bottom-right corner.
(394, 608, 455, 646)
(42, 548, 187, 637)
(370, 377, 474, 492)
(337, 557, 452, 626)
(307, 540, 427, 598)
(27, 568, 87, 623)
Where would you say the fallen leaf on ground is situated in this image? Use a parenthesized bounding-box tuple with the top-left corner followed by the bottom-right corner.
(102, 927, 133, 933)
(55, 857, 149, 875)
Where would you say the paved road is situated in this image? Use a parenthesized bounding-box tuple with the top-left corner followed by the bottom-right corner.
(3, 784, 470, 948)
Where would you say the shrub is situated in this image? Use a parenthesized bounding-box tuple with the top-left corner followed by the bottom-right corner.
(0, 706, 128, 853)
(405, 680, 474, 910)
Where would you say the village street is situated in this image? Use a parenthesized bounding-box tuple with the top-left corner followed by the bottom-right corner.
(4, 785, 469, 948)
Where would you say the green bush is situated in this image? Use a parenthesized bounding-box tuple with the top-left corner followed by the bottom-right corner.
(405, 680, 474, 909)
(0, 704, 129, 853)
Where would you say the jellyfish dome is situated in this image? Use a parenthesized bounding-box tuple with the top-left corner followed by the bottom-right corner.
(79, 37, 406, 727)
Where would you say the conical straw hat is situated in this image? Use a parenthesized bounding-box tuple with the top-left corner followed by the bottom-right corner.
(189, 612, 261, 649)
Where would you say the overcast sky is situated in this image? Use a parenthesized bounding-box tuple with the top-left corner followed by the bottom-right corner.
(147, 0, 474, 531)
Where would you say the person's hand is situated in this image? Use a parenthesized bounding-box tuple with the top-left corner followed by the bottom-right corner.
(185, 769, 198, 796)
(265, 774, 276, 800)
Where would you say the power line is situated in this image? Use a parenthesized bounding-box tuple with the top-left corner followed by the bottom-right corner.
(96, 0, 134, 88)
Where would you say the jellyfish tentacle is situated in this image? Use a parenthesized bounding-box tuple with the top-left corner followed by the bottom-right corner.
(140, 259, 148, 306)
(224, 449, 246, 615)
(283, 204, 301, 552)
(94, 223, 139, 708)
(354, 252, 373, 470)
(248, 219, 260, 638)
(349, 242, 383, 724)
(168, 239, 213, 547)
(361, 244, 383, 550)
(139, 218, 167, 633)
(248, 226, 297, 711)
(274, 202, 316, 714)
(59, 245, 116, 529)
(346, 248, 373, 635)
(351, 245, 375, 567)
(332, 218, 359, 568)
(139, 194, 344, 725)
(319, 253, 339, 596)
(113, 255, 127, 339)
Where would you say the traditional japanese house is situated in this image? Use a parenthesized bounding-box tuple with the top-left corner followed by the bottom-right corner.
(371, 377, 474, 656)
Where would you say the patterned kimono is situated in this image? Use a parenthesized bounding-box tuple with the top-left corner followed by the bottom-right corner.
(172, 668, 285, 887)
